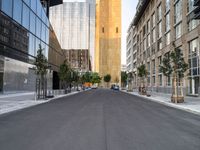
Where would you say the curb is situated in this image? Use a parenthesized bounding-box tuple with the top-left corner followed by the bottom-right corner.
(0, 91, 83, 116)
(121, 90, 200, 116)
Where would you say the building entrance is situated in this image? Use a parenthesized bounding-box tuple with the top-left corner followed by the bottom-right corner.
(189, 77, 199, 95)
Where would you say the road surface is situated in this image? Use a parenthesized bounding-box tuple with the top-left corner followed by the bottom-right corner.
(0, 89, 200, 150)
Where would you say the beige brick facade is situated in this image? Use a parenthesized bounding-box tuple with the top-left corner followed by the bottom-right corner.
(95, 0, 121, 87)
(128, 0, 200, 96)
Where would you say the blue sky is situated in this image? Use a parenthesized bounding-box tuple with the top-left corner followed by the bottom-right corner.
(122, 0, 138, 64)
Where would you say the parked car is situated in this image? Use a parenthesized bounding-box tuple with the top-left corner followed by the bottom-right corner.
(114, 85, 120, 91)
(91, 84, 98, 89)
(111, 84, 115, 89)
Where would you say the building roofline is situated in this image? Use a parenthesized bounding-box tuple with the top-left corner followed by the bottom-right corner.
(133, 0, 149, 26)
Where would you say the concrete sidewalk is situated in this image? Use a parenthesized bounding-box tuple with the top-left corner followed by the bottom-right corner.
(0, 91, 80, 115)
(122, 90, 200, 115)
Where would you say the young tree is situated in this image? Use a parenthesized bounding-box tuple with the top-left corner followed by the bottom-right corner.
(58, 60, 69, 89)
(104, 74, 111, 88)
(137, 64, 147, 95)
(91, 72, 101, 85)
(34, 44, 48, 99)
(160, 48, 188, 103)
(121, 71, 128, 88)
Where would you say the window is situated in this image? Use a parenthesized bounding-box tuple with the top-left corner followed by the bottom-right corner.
(30, 11, 36, 34)
(188, 19, 199, 31)
(22, 3, 30, 30)
(166, 0, 170, 12)
(13, 0, 22, 24)
(147, 34, 150, 48)
(102, 27, 104, 33)
(189, 39, 199, 77)
(2, 0, 13, 17)
(147, 20, 150, 33)
(116, 27, 118, 33)
(166, 32, 170, 45)
(175, 0, 182, 24)
(158, 56, 162, 73)
(152, 28, 156, 43)
(152, 13, 156, 27)
(159, 75, 163, 86)
(152, 59, 156, 74)
(175, 23, 182, 39)
(165, 12, 170, 32)
(188, 0, 195, 13)
(158, 21, 162, 38)
(143, 38, 146, 51)
(158, 39, 162, 50)
(157, 4, 162, 21)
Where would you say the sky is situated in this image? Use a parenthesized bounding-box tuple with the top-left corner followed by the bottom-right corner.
(122, 0, 138, 65)
(63, 0, 138, 65)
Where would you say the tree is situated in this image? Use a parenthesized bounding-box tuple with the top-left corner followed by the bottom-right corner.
(58, 60, 70, 89)
(82, 72, 92, 83)
(34, 44, 48, 99)
(91, 72, 101, 84)
(121, 71, 128, 87)
(160, 48, 188, 103)
(104, 74, 111, 87)
(137, 64, 147, 94)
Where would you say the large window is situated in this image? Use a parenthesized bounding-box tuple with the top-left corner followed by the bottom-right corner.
(37, 0, 42, 18)
(165, 12, 170, 32)
(1, 0, 13, 17)
(166, 32, 170, 45)
(158, 21, 162, 38)
(22, 3, 30, 30)
(166, 0, 170, 12)
(157, 4, 162, 21)
(188, 0, 195, 13)
(188, 19, 199, 31)
(175, 0, 182, 24)
(152, 13, 156, 27)
(13, 0, 22, 24)
(152, 28, 156, 43)
(175, 23, 182, 39)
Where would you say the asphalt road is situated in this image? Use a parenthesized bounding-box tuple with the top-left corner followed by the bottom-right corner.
(0, 89, 200, 150)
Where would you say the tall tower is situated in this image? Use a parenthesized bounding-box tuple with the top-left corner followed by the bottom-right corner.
(95, 0, 121, 86)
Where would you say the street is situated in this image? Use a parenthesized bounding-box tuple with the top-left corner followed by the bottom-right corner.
(0, 89, 200, 150)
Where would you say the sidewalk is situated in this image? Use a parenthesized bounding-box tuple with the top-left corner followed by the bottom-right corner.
(122, 90, 200, 115)
(0, 91, 81, 115)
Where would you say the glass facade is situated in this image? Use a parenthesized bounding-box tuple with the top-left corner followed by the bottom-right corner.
(50, 0, 96, 70)
(0, 0, 65, 93)
(188, 39, 200, 95)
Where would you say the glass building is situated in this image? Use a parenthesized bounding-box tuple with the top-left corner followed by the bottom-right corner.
(49, 0, 96, 71)
(0, 0, 65, 93)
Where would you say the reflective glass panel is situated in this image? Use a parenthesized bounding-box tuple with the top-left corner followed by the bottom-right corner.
(36, 17, 41, 38)
(23, 0, 30, 6)
(13, 0, 22, 24)
(28, 34, 35, 56)
(31, 0, 36, 12)
(36, 0, 42, 18)
(22, 3, 30, 30)
(2, 0, 13, 17)
(30, 11, 36, 34)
